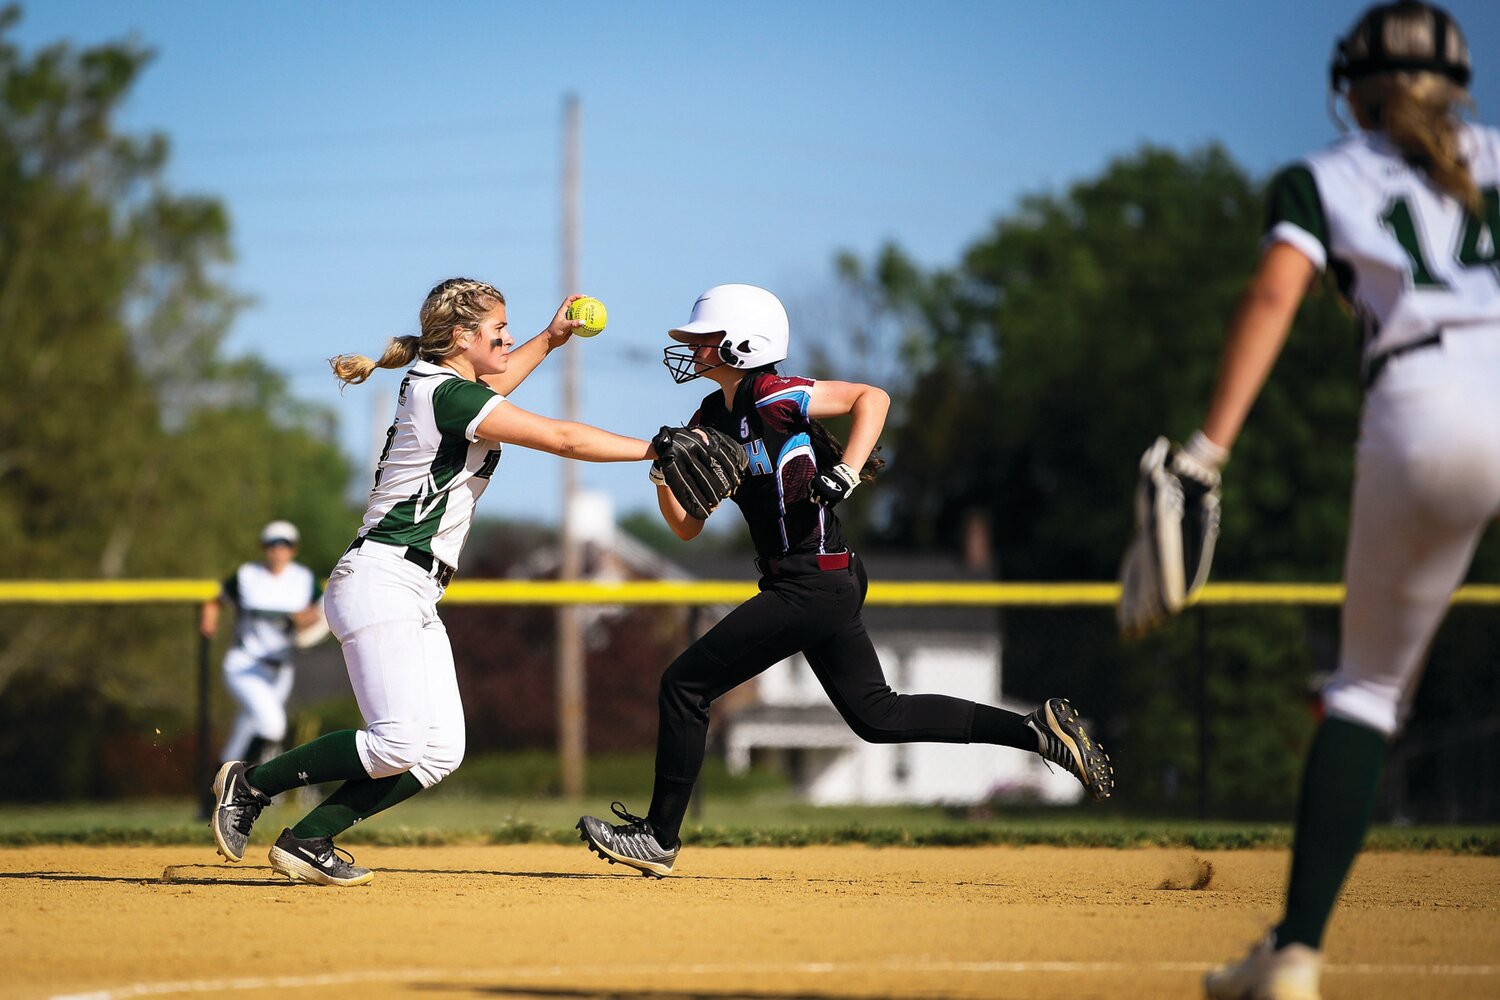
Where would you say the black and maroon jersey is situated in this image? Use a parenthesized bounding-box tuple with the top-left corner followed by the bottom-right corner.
(691, 373, 848, 560)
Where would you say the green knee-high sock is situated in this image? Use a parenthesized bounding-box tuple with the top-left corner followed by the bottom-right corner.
(290, 772, 425, 840)
(1275, 716, 1388, 950)
(246, 730, 367, 797)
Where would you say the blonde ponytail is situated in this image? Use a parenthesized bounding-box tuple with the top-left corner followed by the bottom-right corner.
(1352, 73, 1479, 214)
(329, 278, 505, 388)
(1343, 3, 1481, 214)
(330, 335, 422, 387)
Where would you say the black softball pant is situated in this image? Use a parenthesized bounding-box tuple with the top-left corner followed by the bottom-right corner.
(648, 553, 977, 839)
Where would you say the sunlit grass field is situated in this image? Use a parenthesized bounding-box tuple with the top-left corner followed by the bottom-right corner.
(3, 789, 1495, 854)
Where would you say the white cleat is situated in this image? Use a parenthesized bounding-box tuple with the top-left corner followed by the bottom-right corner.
(1204, 933, 1321, 1000)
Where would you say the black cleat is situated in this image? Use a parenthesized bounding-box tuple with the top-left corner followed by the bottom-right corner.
(268, 828, 374, 887)
(576, 801, 679, 878)
(211, 760, 271, 863)
(1026, 698, 1116, 800)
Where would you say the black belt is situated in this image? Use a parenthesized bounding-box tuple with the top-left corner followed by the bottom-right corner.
(755, 551, 851, 577)
(347, 537, 456, 587)
(1364, 332, 1443, 390)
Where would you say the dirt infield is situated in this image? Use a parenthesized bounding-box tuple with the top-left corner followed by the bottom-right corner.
(1, 844, 1496, 1000)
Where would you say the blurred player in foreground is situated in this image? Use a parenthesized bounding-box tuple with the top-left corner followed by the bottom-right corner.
(577, 283, 1115, 878)
(210, 278, 652, 886)
(1119, 4, 1500, 997)
(198, 520, 322, 816)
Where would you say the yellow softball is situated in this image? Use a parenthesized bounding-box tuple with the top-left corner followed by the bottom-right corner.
(566, 296, 607, 337)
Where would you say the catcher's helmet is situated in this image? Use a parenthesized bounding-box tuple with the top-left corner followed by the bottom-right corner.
(663, 284, 789, 384)
(1331, 0, 1471, 91)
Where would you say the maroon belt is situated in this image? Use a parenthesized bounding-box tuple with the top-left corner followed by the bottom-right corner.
(756, 551, 851, 576)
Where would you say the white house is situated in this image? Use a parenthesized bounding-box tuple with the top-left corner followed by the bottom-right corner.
(690, 551, 1085, 807)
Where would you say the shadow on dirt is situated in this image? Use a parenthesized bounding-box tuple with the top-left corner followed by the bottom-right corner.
(416, 986, 959, 1000)
(0, 868, 275, 887)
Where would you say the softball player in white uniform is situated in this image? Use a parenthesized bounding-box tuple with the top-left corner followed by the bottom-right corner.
(1187, 4, 1500, 997)
(200, 520, 321, 773)
(210, 277, 652, 886)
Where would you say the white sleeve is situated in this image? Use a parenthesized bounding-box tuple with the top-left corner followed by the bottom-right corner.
(1262, 222, 1327, 272)
(465, 395, 505, 443)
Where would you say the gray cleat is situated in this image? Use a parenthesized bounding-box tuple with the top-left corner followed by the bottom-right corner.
(1025, 697, 1116, 800)
(268, 828, 374, 887)
(211, 760, 271, 863)
(577, 801, 679, 878)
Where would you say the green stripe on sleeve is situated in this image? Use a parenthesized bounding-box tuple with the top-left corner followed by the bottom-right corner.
(432, 378, 498, 440)
(1264, 165, 1329, 255)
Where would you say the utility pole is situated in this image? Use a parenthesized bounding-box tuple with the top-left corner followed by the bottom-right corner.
(557, 93, 586, 799)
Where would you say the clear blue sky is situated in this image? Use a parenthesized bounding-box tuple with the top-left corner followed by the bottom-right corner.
(17, 1, 1500, 528)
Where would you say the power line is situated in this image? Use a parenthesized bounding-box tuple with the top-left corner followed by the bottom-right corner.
(175, 113, 554, 158)
(214, 168, 550, 203)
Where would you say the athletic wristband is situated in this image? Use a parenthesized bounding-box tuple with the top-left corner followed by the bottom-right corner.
(1183, 430, 1229, 472)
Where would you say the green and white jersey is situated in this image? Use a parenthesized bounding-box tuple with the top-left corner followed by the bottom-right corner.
(222, 561, 321, 662)
(358, 361, 505, 570)
(1265, 122, 1500, 363)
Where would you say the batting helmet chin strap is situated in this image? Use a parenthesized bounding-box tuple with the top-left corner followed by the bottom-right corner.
(1330, 0, 1471, 92)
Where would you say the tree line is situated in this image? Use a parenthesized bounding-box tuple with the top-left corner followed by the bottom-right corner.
(826, 143, 1499, 817)
(0, 8, 353, 797)
(2, 9, 1493, 815)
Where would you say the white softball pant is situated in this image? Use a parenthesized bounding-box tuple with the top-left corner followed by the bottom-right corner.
(1324, 326, 1500, 737)
(219, 647, 293, 761)
(324, 543, 465, 788)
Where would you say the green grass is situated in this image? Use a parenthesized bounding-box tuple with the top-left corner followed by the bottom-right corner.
(1, 790, 1496, 854)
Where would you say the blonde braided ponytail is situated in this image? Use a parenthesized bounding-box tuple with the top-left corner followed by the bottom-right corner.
(331, 278, 506, 387)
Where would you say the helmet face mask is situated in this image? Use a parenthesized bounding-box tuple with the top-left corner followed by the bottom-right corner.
(663, 340, 731, 384)
(662, 284, 789, 384)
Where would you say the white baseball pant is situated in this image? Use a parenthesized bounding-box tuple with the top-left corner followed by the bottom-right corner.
(219, 647, 293, 762)
(324, 544, 465, 788)
(1325, 326, 1500, 737)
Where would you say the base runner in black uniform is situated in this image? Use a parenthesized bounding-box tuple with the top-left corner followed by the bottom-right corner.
(578, 284, 1116, 876)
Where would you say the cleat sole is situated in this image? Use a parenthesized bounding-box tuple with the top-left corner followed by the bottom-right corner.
(210, 761, 246, 863)
(267, 846, 374, 888)
(577, 818, 674, 877)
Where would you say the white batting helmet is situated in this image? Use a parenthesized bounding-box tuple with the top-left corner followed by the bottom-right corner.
(663, 284, 790, 384)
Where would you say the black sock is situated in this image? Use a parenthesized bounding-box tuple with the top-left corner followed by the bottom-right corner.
(970, 703, 1037, 751)
(1274, 717, 1388, 950)
(646, 774, 695, 848)
(243, 736, 271, 766)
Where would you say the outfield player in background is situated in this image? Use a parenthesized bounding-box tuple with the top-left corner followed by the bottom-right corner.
(199, 520, 322, 816)
(210, 278, 654, 886)
(1157, 4, 1500, 997)
(577, 284, 1116, 877)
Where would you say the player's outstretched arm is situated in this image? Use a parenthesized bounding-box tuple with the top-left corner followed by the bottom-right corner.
(1200, 242, 1316, 451)
(482, 295, 586, 397)
(655, 476, 705, 540)
(809, 380, 890, 473)
(475, 399, 652, 463)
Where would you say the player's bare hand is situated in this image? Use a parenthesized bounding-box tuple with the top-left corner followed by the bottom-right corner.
(545, 294, 587, 347)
